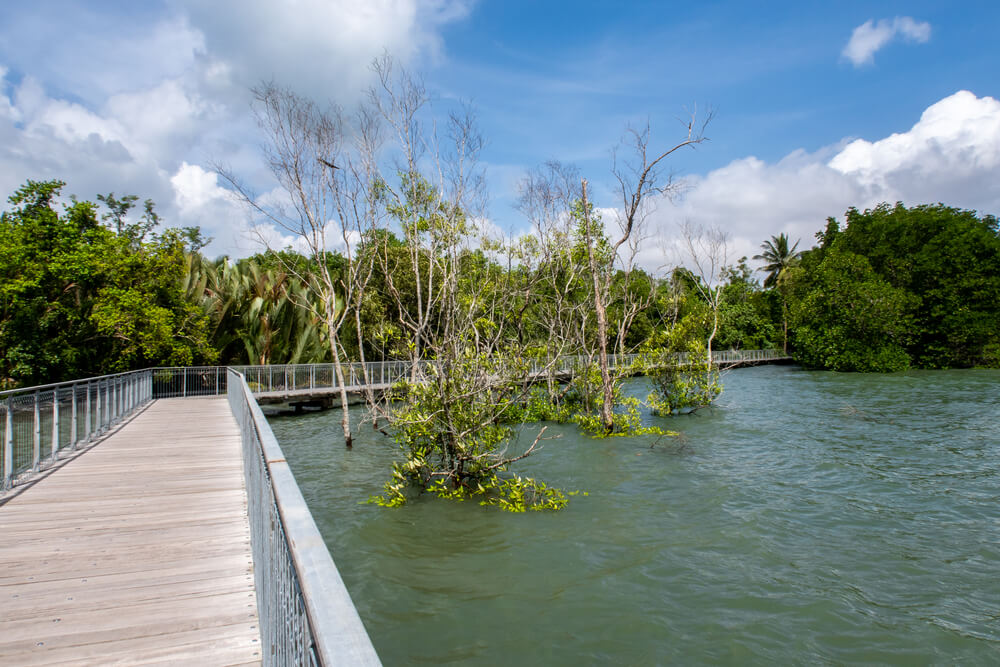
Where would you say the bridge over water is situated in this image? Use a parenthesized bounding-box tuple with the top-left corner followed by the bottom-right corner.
(0, 350, 789, 665)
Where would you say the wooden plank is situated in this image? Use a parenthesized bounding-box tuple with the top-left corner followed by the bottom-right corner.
(0, 397, 261, 666)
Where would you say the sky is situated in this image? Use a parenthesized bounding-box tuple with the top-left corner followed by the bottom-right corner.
(1, 0, 998, 270)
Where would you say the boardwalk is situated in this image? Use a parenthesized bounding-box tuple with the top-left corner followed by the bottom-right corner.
(0, 398, 261, 665)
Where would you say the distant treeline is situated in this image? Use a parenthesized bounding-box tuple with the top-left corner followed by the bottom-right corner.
(2, 178, 998, 388)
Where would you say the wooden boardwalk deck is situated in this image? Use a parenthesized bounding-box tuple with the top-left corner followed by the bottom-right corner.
(0, 398, 261, 666)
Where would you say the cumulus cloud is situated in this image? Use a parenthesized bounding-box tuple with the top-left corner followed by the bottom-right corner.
(842, 17, 931, 66)
(645, 91, 1000, 271)
(0, 2, 470, 258)
(175, 0, 472, 101)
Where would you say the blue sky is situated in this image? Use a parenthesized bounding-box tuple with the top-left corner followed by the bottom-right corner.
(1, 1, 998, 266)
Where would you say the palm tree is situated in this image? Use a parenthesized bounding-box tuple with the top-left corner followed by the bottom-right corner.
(754, 233, 803, 353)
(753, 233, 802, 288)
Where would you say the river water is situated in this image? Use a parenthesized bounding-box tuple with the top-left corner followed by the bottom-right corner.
(268, 365, 1000, 665)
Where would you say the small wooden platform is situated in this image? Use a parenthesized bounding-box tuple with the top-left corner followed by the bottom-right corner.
(0, 398, 261, 666)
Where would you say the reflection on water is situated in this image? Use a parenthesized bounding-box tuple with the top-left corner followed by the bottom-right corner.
(269, 366, 1000, 665)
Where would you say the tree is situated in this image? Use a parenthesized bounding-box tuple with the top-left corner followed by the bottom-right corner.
(787, 203, 1000, 370)
(832, 203, 1000, 368)
(790, 245, 915, 372)
(716, 258, 777, 350)
(364, 58, 566, 510)
(753, 233, 802, 288)
(678, 220, 731, 363)
(579, 118, 710, 433)
(220, 81, 383, 447)
(753, 232, 803, 354)
(0, 180, 215, 387)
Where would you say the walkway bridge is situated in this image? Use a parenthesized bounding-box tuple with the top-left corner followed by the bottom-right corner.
(1, 349, 789, 665)
(246, 348, 791, 410)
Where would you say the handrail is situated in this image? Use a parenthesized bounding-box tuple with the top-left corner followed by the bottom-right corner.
(227, 369, 381, 666)
(2, 369, 153, 490)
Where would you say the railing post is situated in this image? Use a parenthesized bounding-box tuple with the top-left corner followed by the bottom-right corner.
(88, 381, 95, 440)
(33, 391, 41, 472)
(104, 380, 110, 431)
(97, 381, 102, 432)
(51, 387, 60, 460)
(3, 398, 12, 490)
(71, 383, 78, 450)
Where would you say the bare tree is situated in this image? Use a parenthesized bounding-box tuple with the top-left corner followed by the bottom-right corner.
(679, 220, 730, 362)
(219, 82, 384, 448)
(515, 161, 590, 400)
(581, 115, 711, 433)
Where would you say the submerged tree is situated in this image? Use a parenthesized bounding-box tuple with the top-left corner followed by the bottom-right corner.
(221, 82, 383, 447)
(366, 58, 567, 510)
(581, 119, 711, 433)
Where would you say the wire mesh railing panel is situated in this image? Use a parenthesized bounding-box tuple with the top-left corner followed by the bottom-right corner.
(149, 367, 227, 399)
(2, 370, 153, 491)
(228, 370, 380, 666)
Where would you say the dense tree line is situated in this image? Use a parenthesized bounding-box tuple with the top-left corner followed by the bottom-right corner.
(0, 180, 217, 387)
(786, 203, 1000, 372)
(6, 185, 994, 389)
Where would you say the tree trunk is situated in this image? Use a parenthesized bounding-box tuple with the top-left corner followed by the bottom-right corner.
(581, 180, 614, 433)
(782, 298, 789, 354)
(330, 336, 353, 448)
(354, 305, 379, 427)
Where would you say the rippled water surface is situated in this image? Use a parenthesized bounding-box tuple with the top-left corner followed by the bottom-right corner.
(268, 366, 1000, 665)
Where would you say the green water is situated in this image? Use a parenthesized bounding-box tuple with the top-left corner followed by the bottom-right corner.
(268, 366, 1000, 665)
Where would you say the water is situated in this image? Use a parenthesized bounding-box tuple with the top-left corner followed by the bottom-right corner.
(268, 366, 1000, 665)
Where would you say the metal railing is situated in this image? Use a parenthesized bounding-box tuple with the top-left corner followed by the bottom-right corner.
(3, 350, 789, 490)
(150, 366, 229, 398)
(2, 369, 153, 490)
(228, 369, 381, 666)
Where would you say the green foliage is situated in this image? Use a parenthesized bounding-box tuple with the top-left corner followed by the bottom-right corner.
(753, 233, 803, 288)
(646, 348, 721, 415)
(790, 245, 914, 372)
(643, 324, 722, 414)
(785, 202, 1000, 371)
(716, 258, 778, 349)
(371, 349, 568, 512)
(572, 394, 674, 438)
(372, 470, 569, 512)
(832, 203, 1000, 368)
(0, 180, 215, 387)
(500, 386, 580, 424)
(192, 254, 333, 366)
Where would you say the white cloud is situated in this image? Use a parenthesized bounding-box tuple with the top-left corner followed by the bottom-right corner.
(0, 2, 473, 258)
(0, 66, 17, 122)
(842, 17, 931, 66)
(175, 0, 472, 101)
(645, 91, 1000, 272)
(829, 90, 1000, 191)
